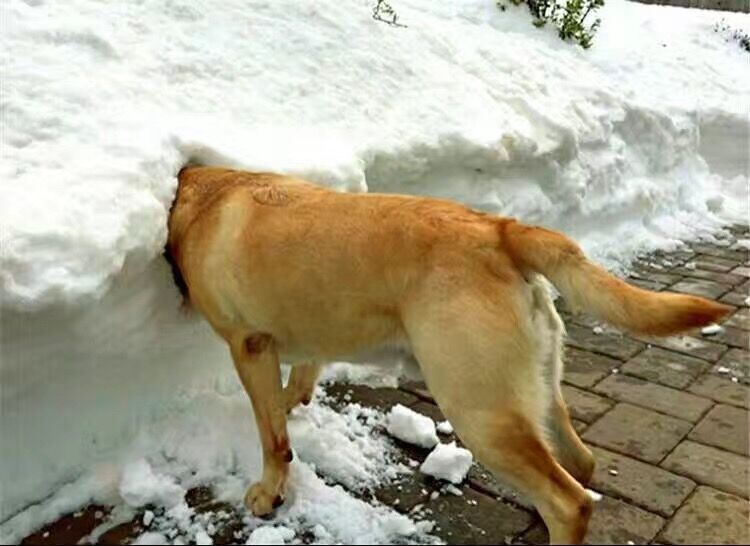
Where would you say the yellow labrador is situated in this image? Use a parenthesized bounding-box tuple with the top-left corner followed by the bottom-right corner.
(167, 166, 729, 544)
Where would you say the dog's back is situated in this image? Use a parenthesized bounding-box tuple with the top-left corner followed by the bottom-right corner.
(166, 166, 521, 362)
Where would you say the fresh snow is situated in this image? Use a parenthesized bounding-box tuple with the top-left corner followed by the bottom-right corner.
(2, 0, 749, 542)
(700, 323, 724, 335)
(245, 526, 295, 545)
(119, 459, 185, 509)
(419, 442, 474, 484)
(586, 489, 604, 502)
(436, 420, 454, 435)
(132, 532, 169, 546)
(386, 404, 440, 449)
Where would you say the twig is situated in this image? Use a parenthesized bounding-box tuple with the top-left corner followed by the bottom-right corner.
(372, 0, 407, 28)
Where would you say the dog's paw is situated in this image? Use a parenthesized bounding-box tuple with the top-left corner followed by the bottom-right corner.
(245, 482, 284, 517)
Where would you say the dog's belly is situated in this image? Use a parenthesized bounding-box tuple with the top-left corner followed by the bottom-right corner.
(337, 341, 415, 366)
(280, 342, 414, 367)
(275, 327, 413, 366)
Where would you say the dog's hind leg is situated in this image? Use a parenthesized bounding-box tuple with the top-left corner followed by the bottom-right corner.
(283, 362, 323, 413)
(403, 284, 592, 544)
(228, 332, 291, 517)
(531, 279, 595, 485)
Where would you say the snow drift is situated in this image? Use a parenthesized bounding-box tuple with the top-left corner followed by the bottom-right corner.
(1, 0, 748, 540)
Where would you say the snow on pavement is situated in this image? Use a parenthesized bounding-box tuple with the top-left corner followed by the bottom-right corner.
(386, 404, 440, 449)
(420, 443, 474, 485)
(2, 0, 749, 540)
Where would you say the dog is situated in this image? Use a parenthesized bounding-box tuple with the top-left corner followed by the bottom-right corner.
(166, 166, 730, 544)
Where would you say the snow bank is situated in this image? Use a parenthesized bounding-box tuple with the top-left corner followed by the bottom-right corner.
(2, 0, 748, 311)
(2, 0, 748, 539)
(420, 442, 474, 484)
(386, 404, 440, 449)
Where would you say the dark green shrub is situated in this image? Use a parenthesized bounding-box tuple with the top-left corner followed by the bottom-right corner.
(499, 0, 605, 49)
(714, 19, 750, 53)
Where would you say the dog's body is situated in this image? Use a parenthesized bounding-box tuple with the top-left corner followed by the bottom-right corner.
(167, 166, 730, 544)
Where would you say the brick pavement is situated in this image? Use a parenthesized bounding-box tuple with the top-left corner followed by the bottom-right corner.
(21, 224, 750, 545)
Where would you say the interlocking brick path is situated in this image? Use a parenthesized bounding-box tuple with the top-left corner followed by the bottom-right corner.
(20, 225, 750, 545)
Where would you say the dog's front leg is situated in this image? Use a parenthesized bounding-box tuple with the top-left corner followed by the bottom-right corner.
(229, 333, 291, 517)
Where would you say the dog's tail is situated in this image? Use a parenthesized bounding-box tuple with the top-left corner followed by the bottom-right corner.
(500, 220, 732, 336)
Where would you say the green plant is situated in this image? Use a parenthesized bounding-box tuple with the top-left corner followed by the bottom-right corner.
(499, 0, 605, 49)
(714, 19, 750, 53)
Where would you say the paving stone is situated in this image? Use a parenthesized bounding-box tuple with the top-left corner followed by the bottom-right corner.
(517, 496, 665, 545)
(563, 347, 622, 388)
(659, 486, 750, 545)
(410, 400, 446, 424)
(670, 265, 746, 286)
(647, 251, 692, 267)
(425, 487, 534, 545)
(713, 347, 750, 384)
(688, 404, 749, 456)
(731, 265, 750, 277)
(627, 277, 667, 291)
(727, 224, 750, 236)
(561, 385, 614, 423)
(690, 253, 741, 273)
(582, 403, 691, 464)
(689, 244, 748, 263)
(593, 374, 713, 422)
(706, 325, 750, 350)
(399, 380, 434, 403)
(97, 520, 144, 545)
(374, 471, 439, 513)
(719, 290, 748, 307)
(669, 278, 732, 299)
(572, 419, 587, 434)
(324, 383, 418, 412)
(185, 485, 214, 508)
(724, 307, 750, 330)
(621, 347, 708, 389)
(689, 374, 749, 409)
(20, 505, 110, 546)
(585, 496, 665, 545)
(662, 440, 749, 498)
(210, 513, 248, 545)
(565, 324, 646, 361)
(564, 310, 608, 329)
(631, 265, 686, 285)
(632, 333, 727, 361)
(589, 446, 695, 517)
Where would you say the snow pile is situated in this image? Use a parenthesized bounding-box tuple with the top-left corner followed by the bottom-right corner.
(119, 459, 185, 509)
(245, 526, 295, 545)
(287, 395, 407, 489)
(0, 391, 429, 544)
(701, 324, 724, 335)
(133, 532, 169, 545)
(436, 421, 454, 435)
(2, 0, 749, 539)
(386, 405, 439, 449)
(420, 442, 474, 484)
